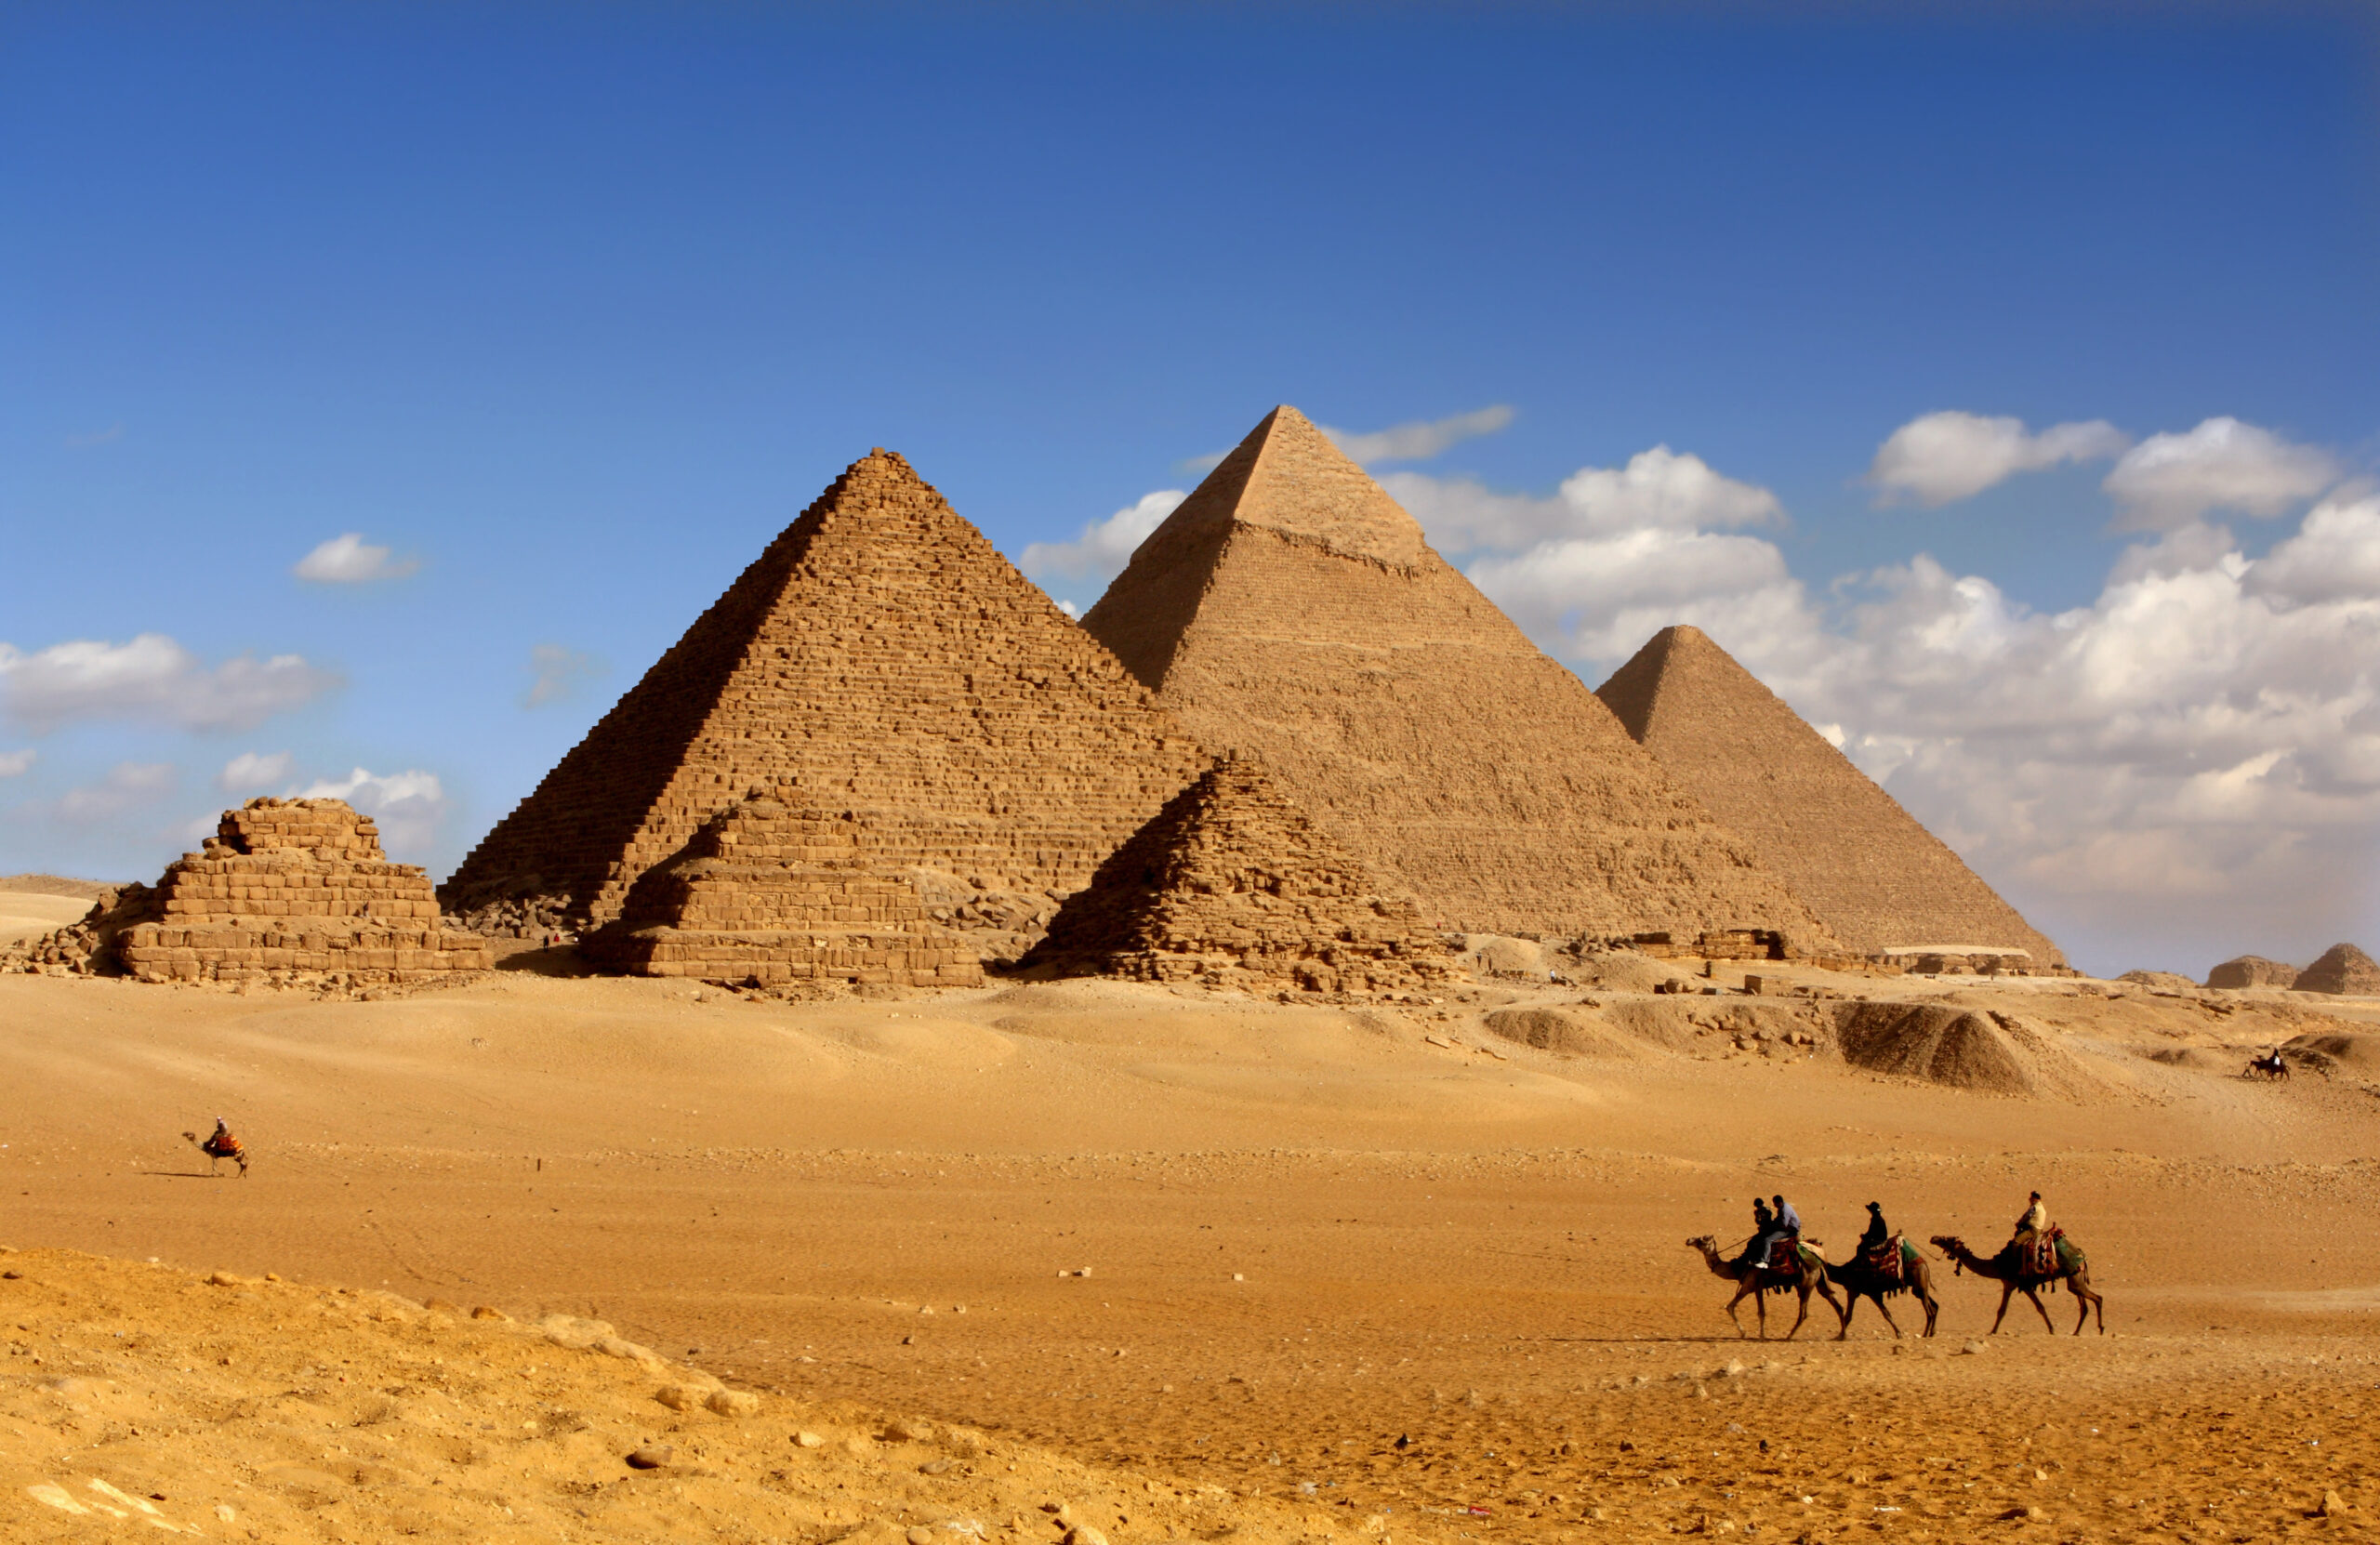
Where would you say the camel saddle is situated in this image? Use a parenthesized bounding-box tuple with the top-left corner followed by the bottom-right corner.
(1763, 1235, 1804, 1274)
(1862, 1233, 1907, 1284)
(2018, 1225, 2066, 1277)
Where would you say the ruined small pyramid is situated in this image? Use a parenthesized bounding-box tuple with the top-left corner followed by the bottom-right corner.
(1595, 625, 2063, 965)
(2293, 943, 2380, 996)
(1081, 406, 1835, 946)
(583, 785, 982, 989)
(2205, 954, 2297, 989)
(443, 449, 1210, 933)
(113, 799, 491, 984)
(1024, 752, 1454, 993)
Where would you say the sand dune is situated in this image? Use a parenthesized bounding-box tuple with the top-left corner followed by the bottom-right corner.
(5, 962, 2380, 1541)
(0, 891, 94, 947)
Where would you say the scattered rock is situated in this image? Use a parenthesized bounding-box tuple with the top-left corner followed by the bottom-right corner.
(625, 1446, 673, 1470)
(469, 1304, 509, 1321)
(795, 1430, 825, 1448)
(1962, 1340, 1988, 1355)
(655, 1386, 702, 1412)
(1064, 1527, 1111, 1545)
(2321, 1490, 2350, 1517)
(707, 1388, 760, 1417)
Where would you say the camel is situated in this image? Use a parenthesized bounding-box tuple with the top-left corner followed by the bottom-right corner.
(1823, 1237, 1941, 1340)
(1686, 1235, 1844, 1340)
(2244, 1049, 2289, 1081)
(182, 1128, 247, 1178)
(1931, 1234, 2104, 1335)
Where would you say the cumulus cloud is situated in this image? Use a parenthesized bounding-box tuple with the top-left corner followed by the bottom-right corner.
(522, 644, 604, 709)
(0, 634, 339, 733)
(2102, 416, 2340, 532)
(0, 748, 33, 777)
(293, 533, 418, 584)
(1320, 404, 1515, 466)
(218, 750, 292, 793)
(291, 767, 448, 858)
(1018, 490, 1187, 587)
(1391, 446, 1783, 559)
(1388, 428, 2380, 970)
(54, 761, 178, 825)
(1867, 411, 2131, 507)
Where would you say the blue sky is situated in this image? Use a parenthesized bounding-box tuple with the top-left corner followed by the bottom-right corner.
(4, 5, 2375, 973)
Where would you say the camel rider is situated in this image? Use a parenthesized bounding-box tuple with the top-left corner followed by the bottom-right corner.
(2013, 1190, 2048, 1248)
(1772, 1195, 1803, 1259)
(208, 1117, 236, 1155)
(1734, 1198, 1775, 1268)
(1858, 1201, 1890, 1254)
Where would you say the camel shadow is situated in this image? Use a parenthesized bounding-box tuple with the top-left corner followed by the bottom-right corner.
(138, 1169, 223, 1180)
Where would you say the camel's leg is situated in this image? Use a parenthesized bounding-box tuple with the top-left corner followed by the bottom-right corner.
(1990, 1283, 2015, 1333)
(1836, 1294, 1858, 1341)
(1754, 1286, 1769, 1340)
(2021, 1287, 2056, 1333)
(1920, 1291, 1939, 1338)
(1783, 1285, 1810, 1340)
(1873, 1294, 1903, 1340)
(1723, 1285, 1752, 1338)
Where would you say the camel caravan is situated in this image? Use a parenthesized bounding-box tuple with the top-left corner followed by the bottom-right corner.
(1689, 1189, 2103, 1340)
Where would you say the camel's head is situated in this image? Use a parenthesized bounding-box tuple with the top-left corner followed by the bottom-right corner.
(1685, 1235, 1716, 1253)
(1930, 1235, 1965, 1274)
(180, 1130, 197, 1142)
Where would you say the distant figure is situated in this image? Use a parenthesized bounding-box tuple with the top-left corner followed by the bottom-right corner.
(2012, 1190, 2048, 1248)
(1734, 1198, 1776, 1269)
(1858, 1201, 1891, 1254)
(182, 1117, 248, 1178)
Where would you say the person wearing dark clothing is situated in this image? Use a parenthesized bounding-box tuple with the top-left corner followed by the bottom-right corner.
(1858, 1201, 1890, 1252)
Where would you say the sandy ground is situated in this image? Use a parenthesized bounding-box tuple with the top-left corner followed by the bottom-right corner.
(0, 894, 98, 949)
(5, 958, 2380, 1543)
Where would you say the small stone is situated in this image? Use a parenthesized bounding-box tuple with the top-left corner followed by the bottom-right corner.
(214, 1506, 236, 1524)
(1232, 1273, 1245, 1282)
(2322, 1490, 2349, 1517)
(1962, 1340, 1988, 1354)
(2026, 1505, 2049, 1521)
(1064, 1528, 1110, 1545)
(1078, 1266, 1092, 1277)
(920, 1459, 952, 1475)
(706, 1388, 760, 1417)
(470, 1305, 509, 1321)
(1722, 1359, 1745, 1377)
(884, 1419, 932, 1442)
(655, 1385, 701, 1412)
(625, 1446, 673, 1470)
(795, 1430, 825, 1448)
(908, 1530, 937, 1545)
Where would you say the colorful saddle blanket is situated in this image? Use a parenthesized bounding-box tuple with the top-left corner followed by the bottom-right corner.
(2018, 1226, 2067, 1277)
(1861, 1235, 1908, 1284)
(1764, 1236, 1804, 1274)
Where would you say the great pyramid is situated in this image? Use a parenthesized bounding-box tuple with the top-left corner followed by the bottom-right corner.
(583, 785, 982, 989)
(1023, 752, 1454, 994)
(111, 799, 490, 984)
(1079, 405, 1834, 946)
(442, 450, 1210, 935)
(1594, 625, 2063, 965)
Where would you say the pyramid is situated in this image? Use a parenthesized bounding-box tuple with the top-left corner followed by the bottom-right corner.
(1080, 405, 1835, 946)
(1594, 625, 2063, 965)
(2293, 943, 2380, 995)
(112, 799, 492, 984)
(442, 449, 1210, 934)
(2205, 954, 2298, 989)
(1023, 752, 1454, 993)
(582, 785, 982, 989)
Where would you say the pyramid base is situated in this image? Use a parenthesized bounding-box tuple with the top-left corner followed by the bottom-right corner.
(1043, 944, 1453, 997)
(585, 927, 984, 989)
(116, 921, 494, 984)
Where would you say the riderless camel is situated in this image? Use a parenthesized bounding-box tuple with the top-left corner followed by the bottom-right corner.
(1931, 1234, 2104, 1335)
(1686, 1235, 1844, 1340)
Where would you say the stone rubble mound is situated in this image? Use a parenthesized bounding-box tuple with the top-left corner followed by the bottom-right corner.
(1831, 999, 2096, 1098)
(103, 799, 490, 984)
(441, 448, 1208, 936)
(583, 785, 983, 990)
(1022, 752, 1455, 995)
(2204, 954, 2300, 989)
(1596, 624, 2063, 966)
(1081, 405, 1835, 950)
(2293, 942, 2380, 996)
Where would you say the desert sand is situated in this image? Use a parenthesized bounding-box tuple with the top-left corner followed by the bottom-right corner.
(0, 893, 98, 950)
(6, 959, 2380, 1542)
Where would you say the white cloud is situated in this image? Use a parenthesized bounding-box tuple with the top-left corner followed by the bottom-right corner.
(522, 644, 604, 708)
(55, 761, 177, 825)
(293, 533, 418, 583)
(218, 750, 292, 793)
(2102, 416, 2339, 532)
(1867, 411, 2131, 507)
(1392, 445, 1783, 558)
(1320, 404, 1514, 466)
(0, 634, 339, 733)
(0, 748, 32, 777)
(290, 767, 449, 859)
(1019, 490, 1187, 587)
(1385, 427, 2380, 971)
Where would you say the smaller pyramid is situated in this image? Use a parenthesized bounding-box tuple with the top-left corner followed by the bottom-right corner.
(112, 799, 491, 984)
(583, 785, 982, 990)
(1023, 753, 1455, 995)
(1597, 626, 2063, 965)
(2293, 943, 2380, 996)
(2204, 954, 2298, 989)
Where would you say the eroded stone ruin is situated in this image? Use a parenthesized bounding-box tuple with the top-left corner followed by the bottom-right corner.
(440, 449, 1210, 953)
(2293, 943, 2379, 996)
(1596, 625, 2063, 967)
(582, 785, 983, 990)
(88, 799, 489, 984)
(2204, 954, 2299, 989)
(1081, 406, 1835, 950)
(1023, 753, 1453, 994)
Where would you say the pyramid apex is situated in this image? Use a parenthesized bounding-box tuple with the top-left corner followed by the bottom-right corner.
(1170, 403, 1434, 568)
